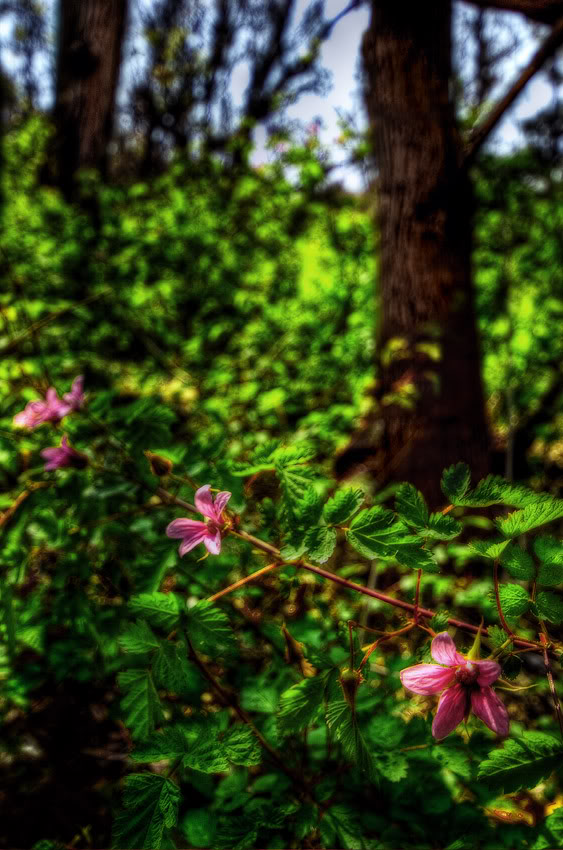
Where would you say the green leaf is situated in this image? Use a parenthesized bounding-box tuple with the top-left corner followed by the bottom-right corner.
(320, 804, 364, 850)
(184, 721, 230, 774)
(429, 611, 450, 632)
(534, 536, 563, 565)
(433, 740, 472, 780)
(323, 488, 364, 525)
(540, 807, 563, 849)
(454, 475, 539, 508)
(395, 483, 429, 528)
(279, 529, 307, 560)
(537, 561, 563, 587)
(129, 593, 181, 631)
(304, 526, 336, 563)
(118, 620, 160, 654)
(117, 669, 163, 741)
(153, 640, 199, 696)
(498, 585, 530, 620)
(441, 463, 471, 503)
(477, 732, 563, 793)
(130, 727, 187, 763)
(497, 498, 563, 537)
(500, 544, 535, 580)
(223, 726, 261, 766)
(346, 507, 408, 558)
(535, 591, 563, 625)
(325, 672, 375, 782)
(373, 751, 408, 782)
(296, 486, 324, 526)
(112, 773, 180, 849)
(424, 512, 462, 540)
(277, 676, 325, 736)
(181, 808, 217, 849)
(186, 600, 236, 657)
(469, 538, 510, 559)
(395, 544, 439, 573)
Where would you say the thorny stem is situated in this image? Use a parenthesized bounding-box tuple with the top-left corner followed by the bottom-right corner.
(539, 628, 563, 741)
(158, 485, 546, 652)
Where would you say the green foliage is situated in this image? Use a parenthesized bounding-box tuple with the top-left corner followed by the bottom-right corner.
(277, 676, 325, 735)
(535, 590, 563, 624)
(323, 488, 365, 525)
(303, 525, 337, 563)
(395, 483, 429, 528)
(497, 585, 530, 620)
(346, 507, 409, 559)
(500, 544, 535, 580)
(117, 669, 163, 741)
(395, 543, 439, 573)
(477, 732, 563, 793)
(497, 498, 563, 537)
(112, 773, 180, 849)
(129, 593, 182, 631)
(185, 601, 237, 657)
(441, 463, 471, 503)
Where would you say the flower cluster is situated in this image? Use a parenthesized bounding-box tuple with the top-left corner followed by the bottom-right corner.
(166, 485, 231, 556)
(400, 632, 509, 739)
(14, 376, 84, 429)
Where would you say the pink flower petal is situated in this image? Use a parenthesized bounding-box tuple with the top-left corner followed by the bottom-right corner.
(431, 632, 465, 667)
(179, 530, 209, 556)
(203, 529, 222, 555)
(194, 485, 215, 519)
(400, 664, 455, 695)
(166, 518, 207, 539)
(471, 686, 509, 736)
(432, 683, 468, 739)
(212, 491, 231, 520)
(476, 660, 501, 686)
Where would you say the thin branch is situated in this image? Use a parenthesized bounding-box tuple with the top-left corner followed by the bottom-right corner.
(465, 0, 563, 26)
(206, 562, 279, 602)
(157, 485, 543, 651)
(465, 14, 563, 165)
(539, 629, 563, 740)
(493, 558, 520, 642)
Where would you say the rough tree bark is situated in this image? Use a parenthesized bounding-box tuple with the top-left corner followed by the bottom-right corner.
(51, 0, 127, 199)
(336, 0, 490, 506)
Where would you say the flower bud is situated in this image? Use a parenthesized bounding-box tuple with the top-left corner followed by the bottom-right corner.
(338, 667, 364, 711)
(145, 451, 173, 477)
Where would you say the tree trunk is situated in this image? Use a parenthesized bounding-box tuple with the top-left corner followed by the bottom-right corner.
(52, 0, 127, 199)
(342, 0, 490, 506)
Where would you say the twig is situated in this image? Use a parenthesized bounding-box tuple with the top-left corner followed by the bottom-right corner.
(206, 562, 279, 602)
(465, 14, 563, 165)
(539, 629, 563, 740)
(493, 559, 519, 642)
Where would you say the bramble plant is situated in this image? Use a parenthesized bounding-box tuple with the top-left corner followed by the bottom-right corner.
(3, 376, 563, 850)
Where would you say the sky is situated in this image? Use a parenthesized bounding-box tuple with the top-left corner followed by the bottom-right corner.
(0, 0, 558, 192)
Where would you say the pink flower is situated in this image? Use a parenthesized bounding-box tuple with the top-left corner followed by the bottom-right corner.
(62, 376, 85, 412)
(400, 632, 509, 739)
(13, 376, 84, 429)
(40, 435, 87, 471)
(14, 388, 67, 428)
(166, 484, 231, 556)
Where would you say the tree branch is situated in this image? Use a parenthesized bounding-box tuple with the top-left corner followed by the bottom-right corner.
(464, 14, 563, 165)
(464, 0, 563, 25)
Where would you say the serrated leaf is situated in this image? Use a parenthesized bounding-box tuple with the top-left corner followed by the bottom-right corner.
(118, 669, 163, 740)
(130, 727, 187, 763)
(297, 486, 324, 526)
(433, 740, 472, 780)
(477, 732, 563, 793)
(277, 676, 325, 736)
(186, 600, 236, 657)
(251, 439, 282, 464)
(321, 804, 364, 850)
(304, 525, 336, 563)
(346, 507, 409, 559)
(279, 531, 307, 560)
(534, 536, 563, 565)
(441, 463, 471, 503)
(454, 475, 539, 508)
(487, 625, 512, 652)
(325, 671, 375, 782)
(184, 722, 230, 774)
(425, 512, 462, 540)
(469, 538, 510, 559)
(223, 726, 261, 766)
(498, 585, 530, 620)
(118, 620, 160, 654)
(153, 640, 197, 696)
(323, 488, 365, 525)
(395, 544, 439, 573)
(429, 611, 450, 632)
(395, 483, 429, 528)
(497, 498, 563, 537)
(129, 592, 181, 631)
(535, 590, 563, 624)
(500, 544, 535, 580)
(112, 773, 180, 850)
(537, 561, 563, 587)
